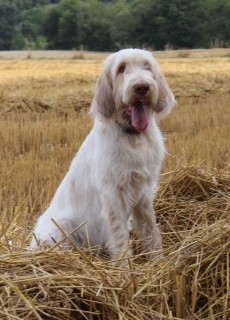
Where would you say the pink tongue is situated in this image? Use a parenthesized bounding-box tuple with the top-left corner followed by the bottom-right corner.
(131, 103, 149, 132)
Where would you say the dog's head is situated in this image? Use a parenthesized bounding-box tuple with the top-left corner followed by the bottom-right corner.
(91, 49, 176, 133)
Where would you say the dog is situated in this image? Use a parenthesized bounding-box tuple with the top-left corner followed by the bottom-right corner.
(30, 49, 176, 261)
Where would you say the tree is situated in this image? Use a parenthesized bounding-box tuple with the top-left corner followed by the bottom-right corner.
(57, 0, 82, 49)
(78, 0, 113, 50)
(43, 4, 60, 48)
(203, 0, 230, 47)
(20, 6, 47, 49)
(109, 0, 134, 50)
(0, 1, 18, 50)
(131, 0, 205, 49)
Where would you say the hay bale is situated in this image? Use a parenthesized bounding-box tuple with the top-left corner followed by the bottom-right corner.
(0, 166, 229, 319)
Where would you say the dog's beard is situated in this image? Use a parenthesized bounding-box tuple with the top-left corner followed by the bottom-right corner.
(116, 111, 135, 134)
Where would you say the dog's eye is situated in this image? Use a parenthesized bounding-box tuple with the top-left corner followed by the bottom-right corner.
(143, 63, 152, 71)
(117, 64, 126, 74)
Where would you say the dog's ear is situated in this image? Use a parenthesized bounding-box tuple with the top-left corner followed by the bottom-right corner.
(91, 66, 115, 118)
(154, 71, 176, 119)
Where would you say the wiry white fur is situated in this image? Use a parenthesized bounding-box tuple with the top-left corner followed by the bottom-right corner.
(30, 49, 176, 260)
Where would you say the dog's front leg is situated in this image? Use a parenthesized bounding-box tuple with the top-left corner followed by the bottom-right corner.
(106, 211, 132, 261)
(133, 196, 162, 259)
(101, 193, 132, 261)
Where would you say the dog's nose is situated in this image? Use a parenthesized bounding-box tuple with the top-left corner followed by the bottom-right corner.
(134, 83, 149, 96)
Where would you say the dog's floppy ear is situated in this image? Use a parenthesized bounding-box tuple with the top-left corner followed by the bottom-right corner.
(154, 71, 176, 119)
(91, 65, 115, 118)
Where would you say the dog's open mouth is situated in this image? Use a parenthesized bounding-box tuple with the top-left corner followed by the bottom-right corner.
(119, 100, 149, 134)
(130, 101, 149, 132)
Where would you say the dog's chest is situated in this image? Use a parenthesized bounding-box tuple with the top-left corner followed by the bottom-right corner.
(97, 126, 165, 191)
(112, 148, 157, 191)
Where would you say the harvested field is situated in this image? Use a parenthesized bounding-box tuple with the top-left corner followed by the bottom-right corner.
(0, 50, 229, 319)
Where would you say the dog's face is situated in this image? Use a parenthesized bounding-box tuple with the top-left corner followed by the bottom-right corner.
(91, 49, 176, 133)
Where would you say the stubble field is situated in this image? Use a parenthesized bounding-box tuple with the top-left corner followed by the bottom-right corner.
(0, 50, 229, 320)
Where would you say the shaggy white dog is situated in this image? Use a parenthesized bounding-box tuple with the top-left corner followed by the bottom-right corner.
(30, 49, 176, 260)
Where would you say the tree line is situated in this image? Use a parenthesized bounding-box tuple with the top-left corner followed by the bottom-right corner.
(0, 0, 229, 51)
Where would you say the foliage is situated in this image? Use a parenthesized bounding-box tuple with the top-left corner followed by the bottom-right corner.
(0, 1, 19, 49)
(0, 0, 229, 50)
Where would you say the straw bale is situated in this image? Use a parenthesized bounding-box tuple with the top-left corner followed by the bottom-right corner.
(0, 167, 229, 320)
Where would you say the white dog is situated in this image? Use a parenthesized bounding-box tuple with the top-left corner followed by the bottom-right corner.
(30, 49, 175, 260)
